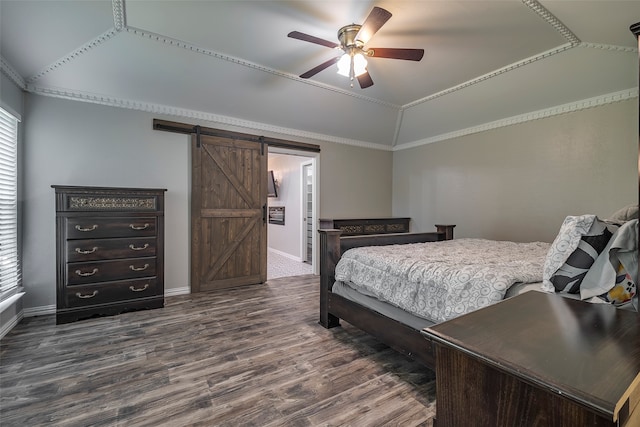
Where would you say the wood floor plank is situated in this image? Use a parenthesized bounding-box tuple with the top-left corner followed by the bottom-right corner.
(1, 275, 435, 426)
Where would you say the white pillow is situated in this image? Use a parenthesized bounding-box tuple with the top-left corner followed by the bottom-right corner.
(607, 204, 639, 223)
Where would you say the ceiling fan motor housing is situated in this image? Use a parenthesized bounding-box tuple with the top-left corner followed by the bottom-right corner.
(338, 24, 366, 55)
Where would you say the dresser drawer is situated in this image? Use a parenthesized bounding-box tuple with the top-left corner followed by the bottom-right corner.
(66, 217, 157, 239)
(64, 278, 160, 308)
(66, 237, 156, 262)
(67, 258, 156, 285)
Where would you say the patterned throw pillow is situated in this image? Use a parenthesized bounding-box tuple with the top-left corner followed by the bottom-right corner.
(542, 215, 618, 294)
(549, 224, 613, 293)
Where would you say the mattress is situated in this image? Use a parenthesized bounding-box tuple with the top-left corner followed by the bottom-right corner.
(332, 280, 545, 330)
(334, 238, 550, 323)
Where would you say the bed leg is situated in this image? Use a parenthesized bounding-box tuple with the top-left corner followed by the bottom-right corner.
(319, 229, 342, 329)
(320, 312, 340, 328)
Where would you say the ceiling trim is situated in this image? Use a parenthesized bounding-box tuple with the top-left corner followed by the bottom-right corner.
(402, 42, 576, 110)
(521, 0, 580, 44)
(112, 0, 126, 31)
(123, 26, 400, 109)
(26, 28, 119, 84)
(579, 42, 638, 54)
(400, 41, 636, 112)
(394, 88, 638, 151)
(25, 82, 392, 152)
(0, 56, 26, 90)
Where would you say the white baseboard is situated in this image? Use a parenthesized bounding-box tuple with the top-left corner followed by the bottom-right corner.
(24, 305, 56, 317)
(165, 286, 191, 297)
(0, 310, 24, 340)
(268, 247, 303, 262)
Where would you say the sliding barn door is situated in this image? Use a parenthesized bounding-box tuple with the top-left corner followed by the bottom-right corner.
(191, 134, 267, 292)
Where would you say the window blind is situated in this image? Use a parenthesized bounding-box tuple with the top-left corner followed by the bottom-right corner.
(0, 107, 21, 303)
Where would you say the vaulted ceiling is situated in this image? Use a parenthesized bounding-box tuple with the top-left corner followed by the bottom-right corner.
(1, 1, 638, 148)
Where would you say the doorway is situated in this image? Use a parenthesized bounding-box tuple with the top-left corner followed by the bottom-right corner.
(267, 148, 319, 279)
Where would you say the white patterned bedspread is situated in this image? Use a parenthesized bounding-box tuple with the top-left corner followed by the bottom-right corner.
(334, 238, 550, 323)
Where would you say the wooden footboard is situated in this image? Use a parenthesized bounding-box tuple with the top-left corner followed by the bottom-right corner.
(318, 225, 455, 368)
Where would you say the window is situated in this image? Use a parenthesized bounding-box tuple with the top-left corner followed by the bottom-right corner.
(0, 106, 21, 305)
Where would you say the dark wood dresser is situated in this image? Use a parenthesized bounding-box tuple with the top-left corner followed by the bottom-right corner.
(52, 186, 167, 324)
(423, 291, 640, 427)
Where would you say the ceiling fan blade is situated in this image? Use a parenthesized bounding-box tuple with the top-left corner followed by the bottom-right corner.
(368, 48, 424, 61)
(299, 56, 341, 79)
(288, 31, 339, 49)
(357, 71, 374, 89)
(355, 7, 392, 44)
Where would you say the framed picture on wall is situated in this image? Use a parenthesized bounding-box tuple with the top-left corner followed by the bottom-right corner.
(268, 206, 285, 225)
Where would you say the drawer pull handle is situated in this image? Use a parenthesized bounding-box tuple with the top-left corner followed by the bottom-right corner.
(129, 223, 150, 230)
(75, 268, 98, 277)
(75, 247, 98, 255)
(129, 284, 150, 292)
(129, 264, 149, 272)
(76, 290, 98, 299)
(75, 224, 98, 232)
(129, 243, 149, 251)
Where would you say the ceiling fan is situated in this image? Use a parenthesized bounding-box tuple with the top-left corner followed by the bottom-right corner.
(288, 6, 424, 89)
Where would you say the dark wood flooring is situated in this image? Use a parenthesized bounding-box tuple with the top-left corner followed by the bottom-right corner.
(0, 275, 436, 426)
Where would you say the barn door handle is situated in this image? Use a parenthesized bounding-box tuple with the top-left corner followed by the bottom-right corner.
(263, 205, 267, 224)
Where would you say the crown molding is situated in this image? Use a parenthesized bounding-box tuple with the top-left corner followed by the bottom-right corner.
(0, 55, 26, 90)
(400, 40, 636, 112)
(521, 0, 581, 44)
(112, 0, 126, 31)
(26, 84, 392, 151)
(125, 26, 400, 110)
(394, 88, 638, 151)
(26, 28, 119, 84)
(402, 43, 576, 109)
(579, 42, 638, 53)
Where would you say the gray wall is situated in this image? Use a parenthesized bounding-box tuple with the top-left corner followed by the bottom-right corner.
(392, 99, 638, 242)
(15, 89, 639, 313)
(21, 94, 395, 311)
(22, 95, 191, 310)
(317, 141, 393, 219)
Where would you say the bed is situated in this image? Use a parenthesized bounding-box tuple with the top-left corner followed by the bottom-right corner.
(318, 209, 638, 369)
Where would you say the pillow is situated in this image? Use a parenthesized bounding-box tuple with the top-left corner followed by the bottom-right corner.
(542, 215, 618, 294)
(596, 261, 636, 306)
(607, 204, 639, 224)
(580, 219, 638, 308)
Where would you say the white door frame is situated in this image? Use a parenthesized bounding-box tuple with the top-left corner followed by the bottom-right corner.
(300, 160, 313, 265)
(268, 147, 320, 275)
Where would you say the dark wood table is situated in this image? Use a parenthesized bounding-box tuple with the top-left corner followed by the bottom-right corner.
(423, 291, 640, 427)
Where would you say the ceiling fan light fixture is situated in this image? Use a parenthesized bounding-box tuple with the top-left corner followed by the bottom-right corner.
(353, 53, 368, 76)
(337, 52, 368, 78)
